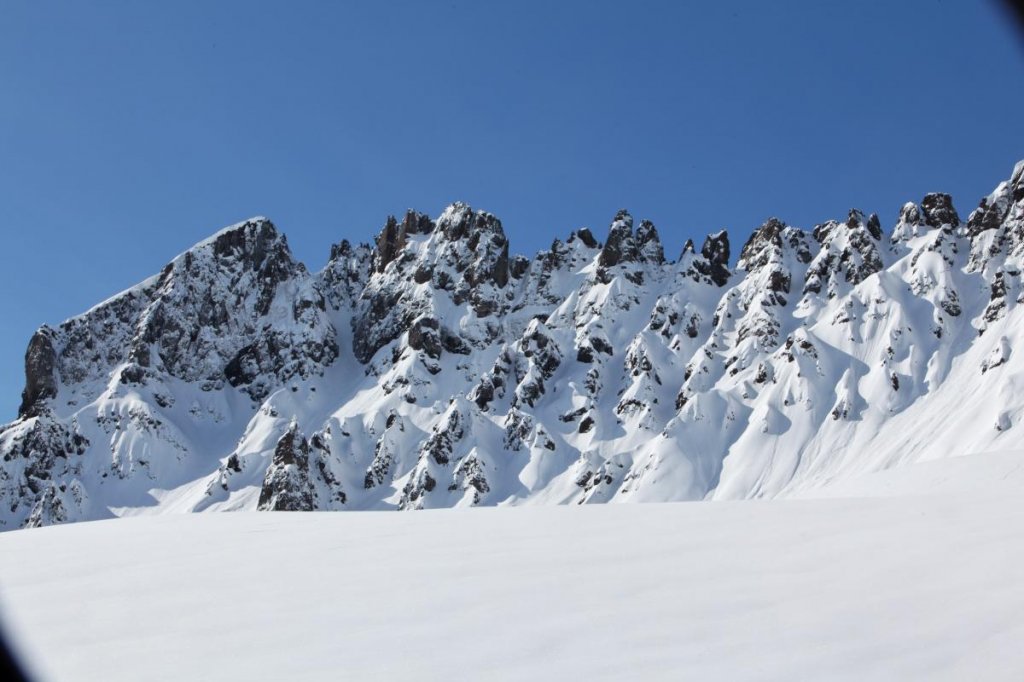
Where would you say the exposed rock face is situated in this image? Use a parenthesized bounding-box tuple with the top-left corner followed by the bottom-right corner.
(698, 231, 731, 286)
(599, 210, 636, 268)
(1, 417, 89, 527)
(804, 210, 884, 297)
(575, 227, 599, 249)
(42, 218, 337, 404)
(967, 161, 1024, 274)
(19, 328, 58, 418)
(320, 239, 372, 310)
(373, 216, 406, 273)
(4, 161, 1024, 529)
(738, 218, 786, 271)
(258, 423, 316, 511)
(351, 203, 511, 364)
(738, 218, 810, 299)
(406, 317, 469, 360)
(636, 219, 665, 264)
(375, 210, 434, 271)
(598, 211, 664, 269)
(921, 193, 960, 229)
(891, 202, 923, 244)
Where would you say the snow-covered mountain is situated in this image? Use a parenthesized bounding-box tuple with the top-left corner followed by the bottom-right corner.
(3, 160, 1023, 529)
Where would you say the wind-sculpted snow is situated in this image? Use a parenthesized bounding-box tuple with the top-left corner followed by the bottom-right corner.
(3, 161, 1024, 528)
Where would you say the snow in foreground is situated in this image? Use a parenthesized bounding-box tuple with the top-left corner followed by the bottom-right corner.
(2, 452, 1024, 681)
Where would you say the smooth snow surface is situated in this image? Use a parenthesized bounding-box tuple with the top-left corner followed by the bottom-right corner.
(2, 454, 1023, 681)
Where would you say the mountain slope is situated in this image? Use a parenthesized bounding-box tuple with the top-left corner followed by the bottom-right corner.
(2, 161, 1023, 528)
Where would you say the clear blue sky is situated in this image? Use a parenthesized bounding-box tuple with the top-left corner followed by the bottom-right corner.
(1, 0, 1022, 420)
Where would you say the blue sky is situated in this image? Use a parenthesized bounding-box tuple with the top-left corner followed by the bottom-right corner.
(1, 0, 1022, 419)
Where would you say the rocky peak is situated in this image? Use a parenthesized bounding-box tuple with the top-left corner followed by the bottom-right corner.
(738, 218, 787, 272)
(25, 217, 338, 407)
(436, 202, 503, 243)
(921, 193, 960, 229)
(190, 217, 302, 311)
(373, 215, 405, 273)
(545, 228, 602, 269)
(19, 326, 58, 418)
(330, 239, 352, 262)
(900, 202, 921, 226)
(572, 227, 600, 249)
(515, 231, 598, 309)
(891, 202, 923, 244)
(967, 162, 1023, 237)
(598, 210, 636, 267)
(435, 203, 510, 289)
(139, 218, 331, 391)
(401, 209, 435, 236)
(257, 422, 316, 512)
(1013, 160, 1024, 203)
(195, 219, 301, 296)
(805, 210, 884, 296)
(704, 230, 730, 263)
(730, 218, 813, 313)
(635, 219, 665, 264)
(597, 210, 665, 269)
(373, 210, 434, 273)
(693, 231, 731, 286)
(865, 212, 883, 240)
(321, 239, 373, 310)
(966, 161, 1024, 273)
(350, 203, 512, 365)
(813, 210, 881, 245)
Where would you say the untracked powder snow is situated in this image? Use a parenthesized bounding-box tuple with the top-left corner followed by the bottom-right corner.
(1, 453, 1023, 681)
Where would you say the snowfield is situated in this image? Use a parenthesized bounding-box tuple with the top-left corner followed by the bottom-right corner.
(2, 451, 1023, 681)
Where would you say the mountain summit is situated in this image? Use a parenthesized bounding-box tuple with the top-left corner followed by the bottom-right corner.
(3, 161, 1023, 528)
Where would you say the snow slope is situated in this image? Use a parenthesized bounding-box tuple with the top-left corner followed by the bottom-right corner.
(2, 162, 1024, 527)
(2, 466, 1023, 681)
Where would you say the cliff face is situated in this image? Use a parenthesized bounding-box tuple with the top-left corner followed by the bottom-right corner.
(3, 161, 1024, 529)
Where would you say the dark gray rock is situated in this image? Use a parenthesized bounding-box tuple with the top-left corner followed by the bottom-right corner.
(575, 228, 599, 249)
(598, 211, 663, 268)
(599, 210, 636, 268)
(19, 327, 58, 418)
(373, 215, 406, 273)
(805, 211, 884, 296)
(636, 219, 665, 264)
(921, 193, 960, 229)
(739, 219, 785, 271)
(258, 423, 316, 511)
(350, 203, 508, 364)
(698, 231, 731, 286)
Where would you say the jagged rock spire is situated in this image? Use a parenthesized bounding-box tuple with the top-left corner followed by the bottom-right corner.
(19, 327, 58, 418)
(599, 210, 636, 267)
(373, 210, 434, 273)
(921, 193, 959, 228)
(636, 219, 665, 264)
(738, 218, 785, 271)
(598, 210, 664, 267)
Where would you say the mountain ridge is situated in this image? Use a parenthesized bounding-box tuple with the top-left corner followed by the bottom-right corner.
(2, 160, 1022, 528)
